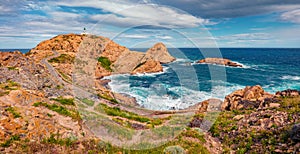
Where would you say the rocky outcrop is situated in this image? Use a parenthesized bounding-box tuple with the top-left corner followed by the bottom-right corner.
(275, 89, 300, 97)
(0, 89, 89, 144)
(221, 85, 276, 111)
(290, 123, 300, 142)
(187, 98, 222, 113)
(143, 42, 175, 64)
(30, 33, 84, 52)
(131, 59, 163, 74)
(29, 34, 175, 78)
(0, 51, 69, 97)
(112, 51, 145, 73)
(112, 43, 175, 74)
(197, 58, 242, 67)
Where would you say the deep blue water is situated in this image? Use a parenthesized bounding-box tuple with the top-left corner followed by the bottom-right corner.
(0, 49, 30, 53)
(106, 48, 300, 110)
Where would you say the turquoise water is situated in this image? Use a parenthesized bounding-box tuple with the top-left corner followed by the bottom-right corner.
(106, 48, 300, 110)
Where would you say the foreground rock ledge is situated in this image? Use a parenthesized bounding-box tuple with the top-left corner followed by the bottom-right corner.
(197, 58, 243, 67)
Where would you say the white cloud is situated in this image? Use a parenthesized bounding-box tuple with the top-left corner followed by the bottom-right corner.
(218, 33, 272, 41)
(119, 34, 150, 39)
(56, 0, 209, 28)
(280, 9, 300, 24)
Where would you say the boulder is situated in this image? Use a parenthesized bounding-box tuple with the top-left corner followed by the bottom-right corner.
(275, 89, 300, 97)
(221, 85, 274, 111)
(197, 58, 242, 67)
(187, 98, 222, 113)
(290, 123, 300, 142)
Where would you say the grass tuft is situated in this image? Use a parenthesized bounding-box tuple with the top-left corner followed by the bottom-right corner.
(51, 97, 75, 106)
(98, 56, 112, 71)
(48, 54, 75, 63)
(5, 107, 21, 118)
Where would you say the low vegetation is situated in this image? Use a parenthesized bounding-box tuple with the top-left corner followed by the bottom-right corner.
(7, 66, 18, 70)
(0, 129, 209, 153)
(80, 98, 95, 106)
(51, 97, 75, 106)
(95, 103, 150, 123)
(5, 107, 21, 118)
(98, 93, 119, 104)
(33, 102, 80, 121)
(48, 54, 75, 63)
(42, 134, 76, 147)
(0, 80, 20, 96)
(98, 56, 112, 71)
(209, 96, 300, 153)
(0, 135, 20, 147)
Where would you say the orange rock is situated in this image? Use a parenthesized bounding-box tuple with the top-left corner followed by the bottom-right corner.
(197, 58, 242, 67)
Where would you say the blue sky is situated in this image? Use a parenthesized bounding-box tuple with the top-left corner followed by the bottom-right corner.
(1, 0, 300, 48)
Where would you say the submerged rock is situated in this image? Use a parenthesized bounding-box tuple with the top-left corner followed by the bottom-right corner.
(197, 58, 243, 67)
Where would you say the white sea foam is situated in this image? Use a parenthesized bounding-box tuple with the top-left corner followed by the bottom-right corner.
(231, 61, 251, 69)
(174, 58, 192, 63)
(281, 75, 300, 81)
(106, 75, 245, 110)
(263, 81, 300, 94)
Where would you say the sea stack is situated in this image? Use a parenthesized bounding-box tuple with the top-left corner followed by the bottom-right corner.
(197, 58, 243, 67)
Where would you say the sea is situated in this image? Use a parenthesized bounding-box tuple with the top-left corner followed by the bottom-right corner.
(2, 48, 300, 110)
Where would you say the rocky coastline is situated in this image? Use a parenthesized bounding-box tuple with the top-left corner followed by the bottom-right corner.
(0, 34, 299, 153)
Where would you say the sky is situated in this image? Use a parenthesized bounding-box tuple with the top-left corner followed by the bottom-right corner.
(1, 0, 300, 48)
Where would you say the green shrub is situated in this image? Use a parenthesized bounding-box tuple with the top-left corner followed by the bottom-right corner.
(33, 102, 80, 120)
(51, 97, 75, 106)
(43, 134, 75, 147)
(95, 103, 150, 123)
(48, 54, 75, 63)
(7, 66, 18, 70)
(0, 135, 20, 147)
(98, 57, 112, 71)
(98, 94, 119, 104)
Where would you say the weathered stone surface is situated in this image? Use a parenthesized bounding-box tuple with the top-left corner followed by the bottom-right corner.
(131, 59, 163, 74)
(0, 89, 89, 143)
(0, 52, 69, 97)
(113, 51, 145, 73)
(197, 58, 242, 67)
(290, 123, 300, 142)
(275, 89, 300, 97)
(221, 85, 274, 111)
(187, 98, 222, 113)
(143, 42, 175, 64)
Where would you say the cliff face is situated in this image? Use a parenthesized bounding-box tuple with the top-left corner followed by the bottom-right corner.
(27, 34, 175, 79)
(144, 42, 175, 64)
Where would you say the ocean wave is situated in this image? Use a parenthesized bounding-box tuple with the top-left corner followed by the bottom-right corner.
(263, 81, 300, 94)
(281, 75, 300, 81)
(174, 58, 193, 63)
(107, 76, 245, 110)
(231, 61, 251, 69)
